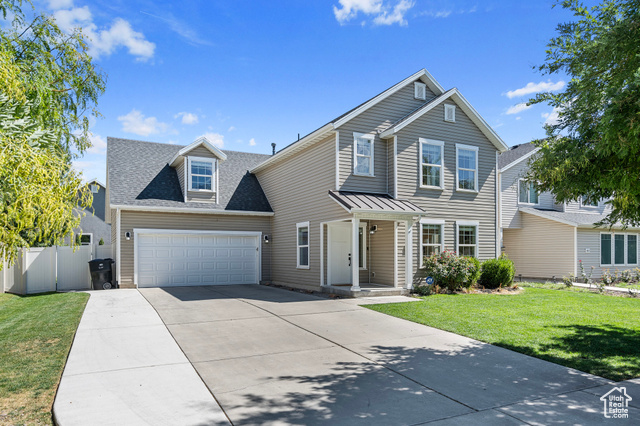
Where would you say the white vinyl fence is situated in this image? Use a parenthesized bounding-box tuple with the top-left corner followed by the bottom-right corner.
(1, 245, 113, 295)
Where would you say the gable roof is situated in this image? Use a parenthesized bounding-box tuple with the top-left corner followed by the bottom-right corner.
(251, 69, 446, 173)
(169, 136, 228, 166)
(520, 207, 639, 229)
(378, 88, 509, 152)
(87, 178, 105, 188)
(498, 142, 539, 170)
(108, 137, 272, 213)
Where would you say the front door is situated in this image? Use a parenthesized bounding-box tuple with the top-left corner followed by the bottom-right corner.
(328, 222, 352, 285)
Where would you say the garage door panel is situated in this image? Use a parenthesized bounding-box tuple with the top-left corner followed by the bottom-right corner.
(137, 231, 259, 288)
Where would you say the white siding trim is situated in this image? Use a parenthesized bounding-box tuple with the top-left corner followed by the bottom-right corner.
(320, 223, 325, 286)
(110, 204, 274, 216)
(573, 226, 578, 276)
(393, 136, 398, 198)
(187, 156, 217, 192)
(394, 221, 398, 288)
(335, 131, 340, 190)
(496, 151, 501, 258)
(419, 138, 445, 190)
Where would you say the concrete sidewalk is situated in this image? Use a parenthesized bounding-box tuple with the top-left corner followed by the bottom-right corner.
(53, 289, 229, 426)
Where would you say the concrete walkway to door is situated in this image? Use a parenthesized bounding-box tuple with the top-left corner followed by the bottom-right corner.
(140, 285, 637, 425)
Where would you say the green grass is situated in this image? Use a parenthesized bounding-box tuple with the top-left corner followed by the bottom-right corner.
(366, 287, 640, 381)
(616, 282, 640, 291)
(0, 292, 89, 425)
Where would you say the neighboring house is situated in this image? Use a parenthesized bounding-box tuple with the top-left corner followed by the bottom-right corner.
(499, 143, 640, 280)
(73, 179, 111, 248)
(106, 69, 508, 294)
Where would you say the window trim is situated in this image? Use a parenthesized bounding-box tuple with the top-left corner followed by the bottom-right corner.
(79, 233, 93, 246)
(188, 156, 216, 192)
(420, 218, 445, 267)
(456, 220, 479, 258)
(419, 138, 444, 190)
(90, 184, 99, 193)
(296, 221, 310, 269)
(414, 82, 426, 100)
(358, 224, 367, 270)
(353, 132, 375, 177)
(600, 232, 639, 267)
(455, 143, 479, 193)
(444, 104, 456, 123)
(517, 178, 539, 205)
(580, 196, 599, 208)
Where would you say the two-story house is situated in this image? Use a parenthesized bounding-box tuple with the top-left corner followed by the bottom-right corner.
(106, 69, 508, 295)
(499, 142, 640, 280)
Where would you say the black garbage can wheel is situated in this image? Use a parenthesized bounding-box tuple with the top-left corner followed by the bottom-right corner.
(102, 282, 113, 290)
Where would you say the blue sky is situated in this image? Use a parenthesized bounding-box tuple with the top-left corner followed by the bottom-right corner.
(29, 0, 590, 184)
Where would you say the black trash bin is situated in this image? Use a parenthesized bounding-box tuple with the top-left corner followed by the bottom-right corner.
(88, 258, 117, 290)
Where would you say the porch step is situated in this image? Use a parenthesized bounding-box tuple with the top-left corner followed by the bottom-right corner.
(322, 285, 409, 298)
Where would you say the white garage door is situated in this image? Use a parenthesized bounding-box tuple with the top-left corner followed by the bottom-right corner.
(135, 231, 260, 287)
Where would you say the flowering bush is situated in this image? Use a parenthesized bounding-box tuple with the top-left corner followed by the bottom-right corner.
(423, 250, 479, 292)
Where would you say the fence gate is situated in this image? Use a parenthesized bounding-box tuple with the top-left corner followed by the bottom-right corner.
(24, 247, 57, 294)
(57, 246, 92, 291)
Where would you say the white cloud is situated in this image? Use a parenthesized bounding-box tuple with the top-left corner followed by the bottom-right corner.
(199, 132, 224, 148)
(505, 80, 565, 99)
(541, 106, 561, 126)
(174, 112, 199, 125)
(72, 159, 105, 184)
(333, 0, 415, 26)
(141, 11, 212, 46)
(48, 0, 74, 9)
(53, 6, 155, 61)
(87, 133, 107, 154)
(118, 109, 168, 136)
(505, 103, 532, 115)
(249, 138, 256, 146)
(227, 126, 235, 132)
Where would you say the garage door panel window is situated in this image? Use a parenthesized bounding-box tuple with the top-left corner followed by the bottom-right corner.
(297, 222, 310, 269)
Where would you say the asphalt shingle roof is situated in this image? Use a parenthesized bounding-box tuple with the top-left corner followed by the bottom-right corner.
(107, 137, 273, 212)
(520, 207, 608, 227)
(498, 142, 538, 169)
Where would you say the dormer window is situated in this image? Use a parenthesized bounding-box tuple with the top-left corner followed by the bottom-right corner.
(188, 157, 215, 191)
(414, 82, 426, 100)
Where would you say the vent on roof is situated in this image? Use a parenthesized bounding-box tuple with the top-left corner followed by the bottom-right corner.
(444, 104, 456, 122)
(414, 82, 426, 100)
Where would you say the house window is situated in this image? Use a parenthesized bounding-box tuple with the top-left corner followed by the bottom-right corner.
(358, 225, 366, 269)
(457, 222, 478, 257)
(80, 234, 92, 246)
(456, 144, 478, 191)
(518, 179, 539, 204)
(414, 82, 426, 100)
(420, 139, 444, 189)
(353, 133, 374, 176)
(581, 196, 598, 207)
(90, 184, 99, 193)
(421, 222, 444, 263)
(615, 234, 625, 265)
(601, 233, 612, 265)
(628, 235, 638, 265)
(189, 157, 215, 191)
(444, 104, 456, 122)
(296, 222, 309, 269)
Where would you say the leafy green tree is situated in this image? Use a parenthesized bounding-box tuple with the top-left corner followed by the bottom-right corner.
(0, 0, 104, 261)
(1, 0, 106, 154)
(528, 0, 640, 226)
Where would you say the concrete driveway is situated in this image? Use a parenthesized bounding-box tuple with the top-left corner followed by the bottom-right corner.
(139, 285, 630, 425)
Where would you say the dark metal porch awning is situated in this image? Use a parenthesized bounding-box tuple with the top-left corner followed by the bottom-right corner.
(328, 190, 426, 216)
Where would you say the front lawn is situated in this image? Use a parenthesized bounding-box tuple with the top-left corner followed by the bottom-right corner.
(0, 292, 89, 425)
(366, 287, 640, 381)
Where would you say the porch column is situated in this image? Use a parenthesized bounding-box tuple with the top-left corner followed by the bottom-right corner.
(351, 217, 360, 291)
(405, 219, 413, 289)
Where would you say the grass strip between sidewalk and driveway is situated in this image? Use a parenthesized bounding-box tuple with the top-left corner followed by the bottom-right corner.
(0, 292, 89, 425)
(366, 287, 640, 381)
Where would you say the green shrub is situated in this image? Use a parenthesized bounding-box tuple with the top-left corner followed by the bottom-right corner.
(479, 255, 515, 289)
(99, 238, 105, 245)
(413, 285, 432, 296)
(466, 256, 481, 285)
(423, 250, 477, 292)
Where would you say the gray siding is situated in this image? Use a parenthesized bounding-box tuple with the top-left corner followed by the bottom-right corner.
(565, 200, 612, 215)
(394, 101, 499, 272)
(368, 219, 395, 286)
(256, 134, 349, 289)
(500, 157, 555, 229)
(337, 81, 435, 194)
(118, 211, 271, 286)
(577, 228, 640, 280)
